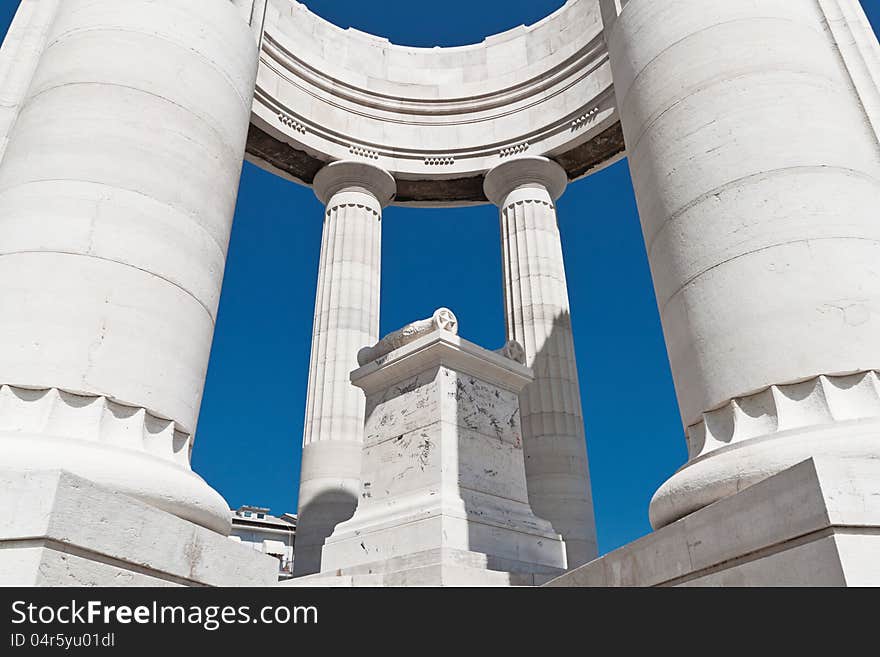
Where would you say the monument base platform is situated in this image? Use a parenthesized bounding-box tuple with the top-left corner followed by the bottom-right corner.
(283, 547, 559, 587)
(546, 458, 880, 587)
(0, 470, 279, 587)
(308, 326, 567, 587)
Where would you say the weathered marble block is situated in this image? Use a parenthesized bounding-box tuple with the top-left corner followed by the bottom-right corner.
(546, 457, 880, 587)
(0, 470, 279, 587)
(320, 329, 567, 583)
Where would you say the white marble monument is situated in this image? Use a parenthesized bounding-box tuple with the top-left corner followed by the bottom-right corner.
(0, 0, 878, 587)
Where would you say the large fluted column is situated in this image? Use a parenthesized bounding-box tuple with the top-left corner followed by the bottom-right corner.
(485, 157, 597, 568)
(602, 0, 880, 528)
(0, 0, 262, 534)
(294, 161, 396, 576)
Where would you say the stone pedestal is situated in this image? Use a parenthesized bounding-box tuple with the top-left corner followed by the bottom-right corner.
(547, 457, 880, 587)
(0, 470, 279, 587)
(316, 322, 567, 586)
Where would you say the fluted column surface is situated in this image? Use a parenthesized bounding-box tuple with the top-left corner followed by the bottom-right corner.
(303, 198, 381, 447)
(489, 157, 598, 568)
(294, 161, 394, 577)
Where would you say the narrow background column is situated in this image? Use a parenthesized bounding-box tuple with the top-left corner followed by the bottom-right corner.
(485, 156, 598, 568)
(0, 0, 60, 163)
(603, 0, 880, 528)
(0, 0, 262, 534)
(294, 161, 396, 576)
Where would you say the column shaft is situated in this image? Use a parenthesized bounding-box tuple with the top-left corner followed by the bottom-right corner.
(294, 162, 395, 576)
(487, 157, 598, 568)
(0, 0, 261, 534)
(604, 0, 880, 528)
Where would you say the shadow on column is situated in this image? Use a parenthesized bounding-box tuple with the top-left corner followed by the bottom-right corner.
(520, 311, 597, 569)
(292, 489, 358, 577)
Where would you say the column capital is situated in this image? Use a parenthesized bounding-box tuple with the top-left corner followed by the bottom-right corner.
(483, 156, 568, 207)
(313, 160, 397, 208)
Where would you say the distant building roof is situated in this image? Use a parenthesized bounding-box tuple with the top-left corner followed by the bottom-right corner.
(231, 505, 296, 531)
(235, 505, 270, 515)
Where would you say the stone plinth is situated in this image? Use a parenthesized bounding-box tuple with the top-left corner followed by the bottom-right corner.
(0, 470, 279, 587)
(546, 457, 880, 587)
(318, 327, 567, 585)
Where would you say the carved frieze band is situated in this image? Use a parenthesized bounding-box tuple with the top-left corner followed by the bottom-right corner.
(325, 202, 381, 218)
(424, 156, 455, 166)
(277, 112, 306, 134)
(501, 198, 555, 212)
(255, 19, 620, 178)
(571, 107, 600, 131)
(687, 370, 880, 460)
(349, 144, 380, 160)
(500, 142, 530, 158)
(0, 385, 193, 467)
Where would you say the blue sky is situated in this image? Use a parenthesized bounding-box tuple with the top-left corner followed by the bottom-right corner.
(1, 0, 878, 555)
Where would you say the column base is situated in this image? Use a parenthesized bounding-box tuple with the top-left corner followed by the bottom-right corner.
(292, 440, 362, 577)
(547, 457, 880, 587)
(0, 384, 234, 535)
(650, 413, 880, 529)
(0, 470, 279, 587)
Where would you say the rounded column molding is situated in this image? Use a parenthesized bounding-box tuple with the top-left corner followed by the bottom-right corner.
(484, 156, 569, 207)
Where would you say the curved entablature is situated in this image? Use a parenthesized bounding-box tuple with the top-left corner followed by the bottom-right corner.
(247, 0, 624, 205)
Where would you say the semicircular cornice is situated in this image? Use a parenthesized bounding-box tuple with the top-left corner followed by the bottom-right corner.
(247, 0, 624, 205)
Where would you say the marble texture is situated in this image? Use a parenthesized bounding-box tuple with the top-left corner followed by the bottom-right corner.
(294, 161, 396, 576)
(318, 327, 567, 585)
(0, 470, 279, 587)
(547, 457, 880, 587)
(0, 0, 59, 163)
(287, 548, 558, 588)
(603, 0, 880, 529)
(357, 307, 458, 366)
(1, 0, 879, 589)
(818, 0, 880, 144)
(247, 0, 623, 203)
(485, 156, 597, 568)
